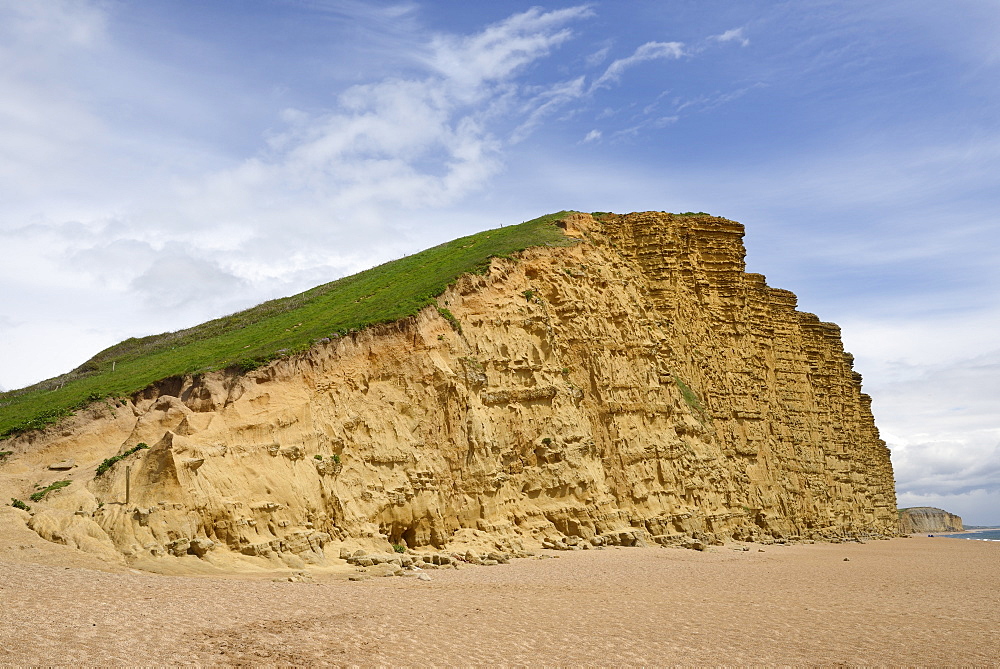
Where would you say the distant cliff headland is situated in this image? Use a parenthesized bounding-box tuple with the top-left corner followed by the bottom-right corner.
(899, 507, 963, 534)
(0, 211, 898, 570)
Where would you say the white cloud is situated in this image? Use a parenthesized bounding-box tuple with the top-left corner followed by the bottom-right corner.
(581, 129, 602, 143)
(425, 6, 593, 91)
(160, 6, 598, 251)
(128, 245, 249, 310)
(712, 27, 750, 47)
(851, 342, 1000, 511)
(590, 41, 685, 92)
(892, 440, 1000, 497)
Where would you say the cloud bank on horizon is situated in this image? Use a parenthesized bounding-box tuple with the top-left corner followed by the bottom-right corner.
(1, 0, 997, 524)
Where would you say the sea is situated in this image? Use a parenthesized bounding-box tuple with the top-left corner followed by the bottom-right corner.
(928, 529, 1000, 542)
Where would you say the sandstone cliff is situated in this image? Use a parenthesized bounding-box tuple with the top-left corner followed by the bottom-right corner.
(899, 507, 963, 534)
(0, 212, 898, 569)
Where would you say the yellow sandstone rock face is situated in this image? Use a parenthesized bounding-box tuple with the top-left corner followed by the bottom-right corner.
(1, 212, 898, 566)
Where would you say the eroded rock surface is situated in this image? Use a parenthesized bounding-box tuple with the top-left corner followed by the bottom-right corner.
(0, 212, 898, 569)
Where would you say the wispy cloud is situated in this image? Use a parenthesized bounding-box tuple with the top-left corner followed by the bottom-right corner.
(187, 6, 596, 228)
(511, 76, 587, 143)
(711, 27, 749, 47)
(589, 41, 685, 92)
(584, 44, 611, 68)
(672, 84, 763, 114)
(425, 5, 593, 90)
(515, 39, 692, 143)
(610, 115, 678, 141)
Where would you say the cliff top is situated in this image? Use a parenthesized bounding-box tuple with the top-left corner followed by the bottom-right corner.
(1, 210, 588, 439)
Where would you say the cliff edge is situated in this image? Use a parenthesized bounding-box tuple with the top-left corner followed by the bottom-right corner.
(0, 212, 898, 570)
(899, 507, 963, 534)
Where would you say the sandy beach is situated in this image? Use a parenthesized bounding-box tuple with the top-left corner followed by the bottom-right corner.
(0, 536, 997, 666)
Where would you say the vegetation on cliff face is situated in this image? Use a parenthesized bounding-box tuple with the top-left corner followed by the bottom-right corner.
(29, 479, 71, 502)
(0, 212, 576, 439)
(94, 442, 149, 477)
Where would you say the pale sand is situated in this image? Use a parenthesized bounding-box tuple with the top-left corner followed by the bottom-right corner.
(0, 537, 997, 666)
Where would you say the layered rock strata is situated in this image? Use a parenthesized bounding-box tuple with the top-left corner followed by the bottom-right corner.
(899, 507, 963, 534)
(0, 212, 898, 568)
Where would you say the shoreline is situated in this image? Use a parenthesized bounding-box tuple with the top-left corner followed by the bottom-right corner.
(1, 536, 998, 665)
(916, 527, 1000, 537)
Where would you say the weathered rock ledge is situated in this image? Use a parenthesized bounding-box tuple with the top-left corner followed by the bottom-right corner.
(0, 212, 898, 570)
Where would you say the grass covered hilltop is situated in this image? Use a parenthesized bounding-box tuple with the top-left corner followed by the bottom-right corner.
(0, 212, 576, 440)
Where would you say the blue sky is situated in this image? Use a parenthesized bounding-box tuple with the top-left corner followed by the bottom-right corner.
(1, 0, 998, 524)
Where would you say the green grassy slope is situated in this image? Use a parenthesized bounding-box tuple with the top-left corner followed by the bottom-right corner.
(0, 212, 577, 440)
